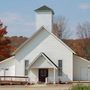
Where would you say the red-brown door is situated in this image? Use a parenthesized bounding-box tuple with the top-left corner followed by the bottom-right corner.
(39, 69, 48, 82)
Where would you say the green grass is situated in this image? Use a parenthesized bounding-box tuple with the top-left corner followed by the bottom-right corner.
(71, 84, 90, 90)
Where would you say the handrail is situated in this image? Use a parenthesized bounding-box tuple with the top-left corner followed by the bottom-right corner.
(0, 76, 29, 82)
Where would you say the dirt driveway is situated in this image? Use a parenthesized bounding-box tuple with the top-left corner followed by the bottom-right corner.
(0, 84, 72, 90)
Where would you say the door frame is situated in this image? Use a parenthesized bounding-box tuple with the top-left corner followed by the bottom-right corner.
(38, 69, 48, 82)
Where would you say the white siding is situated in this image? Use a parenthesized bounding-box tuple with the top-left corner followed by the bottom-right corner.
(0, 58, 15, 76)
(15, 29, 73, 82)
(48, 69, 58, 83)
(36, 12, 53, 33)
(73, 55, 90, 81)
(15, 59, 25, 76)
(29, 69, 38, 83)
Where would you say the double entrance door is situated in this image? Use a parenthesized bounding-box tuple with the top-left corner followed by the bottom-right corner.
(39, 69, 48, 82)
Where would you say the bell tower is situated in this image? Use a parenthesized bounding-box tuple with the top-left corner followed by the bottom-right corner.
(35, 5, 54, 33)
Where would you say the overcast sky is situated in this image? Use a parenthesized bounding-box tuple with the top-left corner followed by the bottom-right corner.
(0, 0, 90, 38)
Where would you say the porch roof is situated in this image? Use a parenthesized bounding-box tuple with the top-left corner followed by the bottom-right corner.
(28, 52, 58, 69)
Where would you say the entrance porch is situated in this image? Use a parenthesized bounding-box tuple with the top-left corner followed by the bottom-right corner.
(29, 68, 57, 84)
(29, 53, 58, 83)
(28, 52, 58, 84)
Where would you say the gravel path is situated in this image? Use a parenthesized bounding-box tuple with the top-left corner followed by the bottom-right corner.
(0, 84, 72, 90)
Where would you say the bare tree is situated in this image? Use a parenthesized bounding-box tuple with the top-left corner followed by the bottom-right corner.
(76, 22, 90, 60)
(76, 21, 90, 39)
(52, 16, 71, 39)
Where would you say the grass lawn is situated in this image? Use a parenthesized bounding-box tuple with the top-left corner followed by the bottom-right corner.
(71, 85, 90, 90)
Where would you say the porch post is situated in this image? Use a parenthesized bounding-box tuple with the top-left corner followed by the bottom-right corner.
(53, 68, 56, 84)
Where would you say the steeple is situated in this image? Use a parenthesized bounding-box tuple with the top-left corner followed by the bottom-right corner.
(35, 5, 54, 33)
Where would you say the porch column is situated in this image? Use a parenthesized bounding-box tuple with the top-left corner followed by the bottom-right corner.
(53, 68, 56, 84)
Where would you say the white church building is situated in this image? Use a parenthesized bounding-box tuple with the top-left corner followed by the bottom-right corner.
(0, 5, 90, 84)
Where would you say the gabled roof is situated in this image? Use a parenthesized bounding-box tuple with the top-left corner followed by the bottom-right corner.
(12, 26, 76, 55)
(12, 26, 45, 55)
(0, 56, 15, 64)
(50, 33, 76, 54)
(28, 52, 58, 69)
(35, 5, 54, 14)
(74, 55, 90, 62)
(42, 52, 58, 68)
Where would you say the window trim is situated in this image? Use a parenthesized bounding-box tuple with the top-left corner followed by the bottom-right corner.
(58, 60, 62, 76)
(25, 60, 29, 76)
